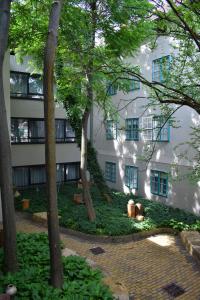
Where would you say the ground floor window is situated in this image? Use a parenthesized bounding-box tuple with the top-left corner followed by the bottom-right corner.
(125, 165, 138, 189)
(13, 162, 80, 187)
(105, 162, 116, 183)
(150, 170, 168, 197)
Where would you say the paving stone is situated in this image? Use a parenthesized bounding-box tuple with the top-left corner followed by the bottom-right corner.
(16, 213, 200, 299)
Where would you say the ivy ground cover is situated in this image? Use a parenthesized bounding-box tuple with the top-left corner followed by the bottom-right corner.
(15, 183, 200, 236)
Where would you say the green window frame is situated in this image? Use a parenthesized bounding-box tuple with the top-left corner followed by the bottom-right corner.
(105, 162, 116, 183)
(129, 77, 140, 91)
(125, 118, 139, 141)
(152, 116, 170, 142)
(152, 55, 171, 82)
(107, 83, 117, 96)
(150, 170, 168, 197)
(125, 166, 138, 189)
(106, 120, 117, 140)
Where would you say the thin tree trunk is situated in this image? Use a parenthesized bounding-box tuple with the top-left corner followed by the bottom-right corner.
(80, 108, 96, 221)
(44, 0, 63, 288)
(0, 0, 17, 273)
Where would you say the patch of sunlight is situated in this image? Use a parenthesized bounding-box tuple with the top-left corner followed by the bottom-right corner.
(147, 234, 175, 247)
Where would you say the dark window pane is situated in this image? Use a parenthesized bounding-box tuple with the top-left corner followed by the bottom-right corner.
(10, 72, 28, 96)
(13, 167, 29, 187)
(30, 166, 46, 184)
(55, 120, 65, 142)
(29, 75, 43, 95)
(29, 120, 45, 142)
(66, 121, 75, 142)
(11, 119, 28, 143)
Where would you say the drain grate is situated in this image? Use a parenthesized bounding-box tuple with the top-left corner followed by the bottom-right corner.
(90, 246, 105, 255)
(163, 283, 185, 298)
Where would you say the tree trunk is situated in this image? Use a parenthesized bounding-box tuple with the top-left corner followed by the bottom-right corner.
(43, 0, 63, 288)
(0, 0, 17, 273)
(80, 108, 96, 221)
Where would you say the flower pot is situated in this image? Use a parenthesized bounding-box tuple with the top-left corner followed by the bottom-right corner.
(135, 203, 144, 216)
(22, 199, 30, 210)
(73, 194, 83, 204)
(127, 199, 136, 218)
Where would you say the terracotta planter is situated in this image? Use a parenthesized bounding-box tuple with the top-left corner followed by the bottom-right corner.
(73, 194, 83, 204)
(136, 215, 144, 222)
(127, 200, 136, 218)
(22, 199, 30, 210)
(135, 203, 144, 216)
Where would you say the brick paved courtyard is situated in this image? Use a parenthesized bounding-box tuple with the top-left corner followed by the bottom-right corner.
(16, 213, 200, 299)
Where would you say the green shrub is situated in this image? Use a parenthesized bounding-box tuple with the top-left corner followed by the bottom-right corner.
(0, 233, 113, 300)
(16, 183, 200, 236)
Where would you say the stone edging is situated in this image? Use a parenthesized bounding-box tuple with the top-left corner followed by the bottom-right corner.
(180, 231, 200, 265)
(59, 226, 177, 244)
(30, 211, 177, 244)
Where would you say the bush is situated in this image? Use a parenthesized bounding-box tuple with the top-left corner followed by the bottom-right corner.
(16, 183, 200, 236)
(0, 233, 113, 300)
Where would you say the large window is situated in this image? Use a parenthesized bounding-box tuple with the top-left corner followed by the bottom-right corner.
(152, 56, 171, 82)
(11, 118, 75, 144)
(150, 170, 168, 197)
(125, 165, 138, 189)
(13, 162, 80, 187)
(107, 83, 117, 96)
(10, 71, 43, 99)
(142, 116, 170, 142)
(128, 77, 140, 92)
(106, 120, 117, 140)
(152, 116, 169, 141)
(105, 162, 116, 183)
(125, 118, 139, 141)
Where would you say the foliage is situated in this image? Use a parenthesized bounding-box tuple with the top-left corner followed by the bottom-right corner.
(0, 233, 113, 300)
(16, 183, 200, 236)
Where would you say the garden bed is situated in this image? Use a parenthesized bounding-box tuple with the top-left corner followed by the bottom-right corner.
(15, 183, 200, 236)
(0, 233, 113, 299)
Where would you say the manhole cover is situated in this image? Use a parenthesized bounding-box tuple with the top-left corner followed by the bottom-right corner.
(163, 283, 185, 298)
(90, 247, 105, 255)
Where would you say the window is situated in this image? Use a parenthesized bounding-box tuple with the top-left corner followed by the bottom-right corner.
(10, 71, 43, 99)
(106, 120, 117, 140)
(65, 120, 76, 142)
(125, 166, 138, 189)
(125, 118, 139, 141)
(152, 116, 169, 142)
(142, 116, 170, 142)
(151, 170, 168, 197)
(107, 83, 117, 96)
(13, 162, 80, 187)
(11, 118, 75, 144)
(10, 72, 28, 97)
(28, 74, 43, 95)
(13, 167, 29, 187)
(30, 166, 46, 185)
(65, 163, 80, 181)
(55, 120, 75, 142)
(29, 120, 45, 143)
(105, 162, 116, 183)
(129, 77, 140, 91)
(152, 55, 171, 82)
(11, 119, 28, 143)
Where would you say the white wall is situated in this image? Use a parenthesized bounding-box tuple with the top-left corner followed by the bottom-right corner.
(93, 36, 200, 215)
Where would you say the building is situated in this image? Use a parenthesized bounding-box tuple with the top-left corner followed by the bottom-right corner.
(0, 53, 81, 222)
(93, 37, 200, 215)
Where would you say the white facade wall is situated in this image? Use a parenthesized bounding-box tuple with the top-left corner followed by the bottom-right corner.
(93, 37, 200, 215)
